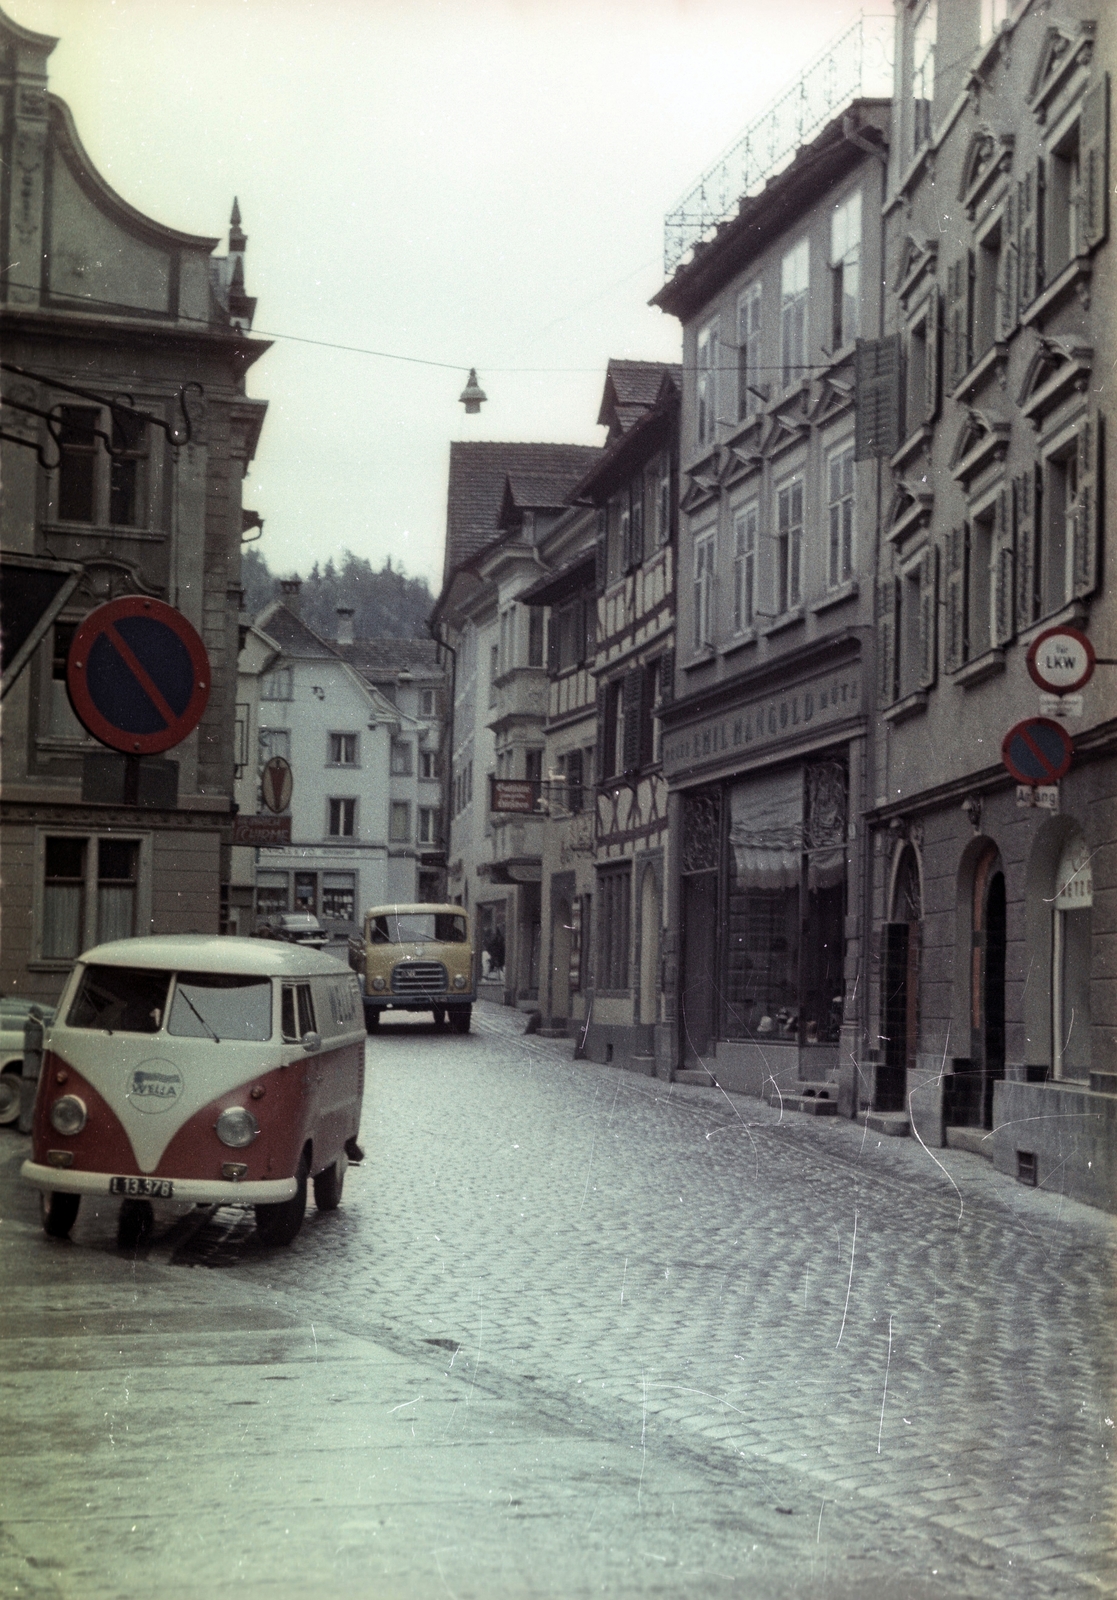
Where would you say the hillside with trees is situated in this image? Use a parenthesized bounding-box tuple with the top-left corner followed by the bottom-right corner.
(242, 547, 434, 641)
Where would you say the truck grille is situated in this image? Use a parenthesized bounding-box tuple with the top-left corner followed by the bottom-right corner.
(391, 961, 448, 997)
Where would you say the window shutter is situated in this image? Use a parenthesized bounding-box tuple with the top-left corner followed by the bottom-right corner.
(924, 284, 941, 423)
(876, 579, 896, 705)
(1073, 413, 1102, 598)
(658, 648, 675, 706)
(944, 526, 966, 673)
(1014, 469, 1037, 628)
(945, 259, 966, 391)
(595, 684, 607, 787)
(594, 510, 608, 595)
(1080, 74, 1109, 252)
(854, 335, 902, 460)
(997, 189, 1018, 340)
(917, 544, 938, 690)
(991, 486, 1015, 647)
(622, 669, 642, 773)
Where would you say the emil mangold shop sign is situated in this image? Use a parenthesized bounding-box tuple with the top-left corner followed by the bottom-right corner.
(662, 666, 862, 780)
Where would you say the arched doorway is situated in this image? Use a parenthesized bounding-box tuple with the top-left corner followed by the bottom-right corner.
(957, 844, 1006, 1129)
(638, 864, 659, 1027)
(878, 842, 922, 1111)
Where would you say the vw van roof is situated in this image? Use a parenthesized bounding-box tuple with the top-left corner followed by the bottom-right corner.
(73, 935, 351, 977)
(363, 903, 468, 920)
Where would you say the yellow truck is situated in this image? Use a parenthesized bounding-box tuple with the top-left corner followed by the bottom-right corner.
(350, 904, 475, 1033)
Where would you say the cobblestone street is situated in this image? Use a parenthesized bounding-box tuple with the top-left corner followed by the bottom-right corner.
(2, 1001, 1116, 1599)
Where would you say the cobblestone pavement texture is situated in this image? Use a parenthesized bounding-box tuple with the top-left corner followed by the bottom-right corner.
(1, 1001, 1115, 1600)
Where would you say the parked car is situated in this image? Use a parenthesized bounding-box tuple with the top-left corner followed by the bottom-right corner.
(259, 913, 329, 949)
(351, 903, 474, 1032)
(0, 999, 54, 1127)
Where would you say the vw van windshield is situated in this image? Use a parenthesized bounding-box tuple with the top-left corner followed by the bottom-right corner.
(69, 965, 170, 1033)
(368, 913, 467, 944)
(167, 974, 273, 1042)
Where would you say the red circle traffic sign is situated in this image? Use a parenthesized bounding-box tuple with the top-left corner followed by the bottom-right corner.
(1001, 717, 1073, 785)
(1026, 625, 1095, 695)
(260, 756, 293, 813)
(67, 597, 210, 755)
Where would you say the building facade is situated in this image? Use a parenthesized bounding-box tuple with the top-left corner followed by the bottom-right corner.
(864, 0, 1116, 1206)
(0, 7, 267, 1002)
(652, 101, 891, 1103)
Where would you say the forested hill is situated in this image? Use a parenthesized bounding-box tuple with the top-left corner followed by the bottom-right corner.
(243, 547, 434, 641)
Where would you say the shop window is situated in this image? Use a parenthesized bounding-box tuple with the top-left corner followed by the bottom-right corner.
(827, 446, 855, 589)
(294, 872, 317, 913)
(736, 282, 763, 421)
(775, 477, 803, 614)
(780, 240, 809, 389)
(596, 864, 631, 992)
(256, 873, 288, 920)
(732, 503, 757, 634)
(724, 769, 801, 1038)
(693, 529, 716, 649)
(830, 191, 861, 349)
(389, 801, 409, 842)
(321, 873, 356, 923)
(328, 798, 356, 837)
(328, 733, 358, 766)
(696, 319, 718, 447)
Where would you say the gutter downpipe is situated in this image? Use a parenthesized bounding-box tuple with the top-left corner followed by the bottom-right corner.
(428, 609, 457, 904)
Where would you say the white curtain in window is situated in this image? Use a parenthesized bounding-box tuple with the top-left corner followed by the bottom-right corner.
(97, 886, 135, 944)
(43, 885, 83, 959)
(729, 767, 802, 888)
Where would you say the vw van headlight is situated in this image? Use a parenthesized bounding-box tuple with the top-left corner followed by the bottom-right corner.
(50, 1095, 87, 1136)
(453, 974, 467, 989)
(215, 1107, 259, 1148)
(371, 976, 387, 992)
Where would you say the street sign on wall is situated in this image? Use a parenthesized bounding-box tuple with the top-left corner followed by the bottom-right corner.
(66, 597, 210, 755)
(260, 756, 293, 813)
(1026, 626, 1095, 695)
(1001, 717, 1074, 785)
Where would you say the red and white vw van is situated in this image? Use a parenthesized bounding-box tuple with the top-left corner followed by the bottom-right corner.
(22, 935, 366, 1248)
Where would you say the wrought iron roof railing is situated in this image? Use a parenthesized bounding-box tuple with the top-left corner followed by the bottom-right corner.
(663, 12, 894, 277)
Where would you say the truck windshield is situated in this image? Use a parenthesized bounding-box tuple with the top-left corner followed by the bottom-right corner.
(68, 965, 170, 1033)
(167, 974, 273, 1042)
(368, 913, 467, 944)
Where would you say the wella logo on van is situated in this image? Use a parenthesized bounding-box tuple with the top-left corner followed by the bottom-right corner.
(127, 1061, 184, 1114)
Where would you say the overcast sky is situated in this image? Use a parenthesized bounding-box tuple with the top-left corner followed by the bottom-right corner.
(11, 0, 869, 592)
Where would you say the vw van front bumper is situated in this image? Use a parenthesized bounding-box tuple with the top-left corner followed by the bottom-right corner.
(21, 1160, 298, 1206)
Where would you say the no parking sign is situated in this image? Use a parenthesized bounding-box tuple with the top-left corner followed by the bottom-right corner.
(67, 597, 210, 755)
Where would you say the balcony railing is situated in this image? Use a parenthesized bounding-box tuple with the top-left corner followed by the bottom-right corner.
(663, 12, 893, 276)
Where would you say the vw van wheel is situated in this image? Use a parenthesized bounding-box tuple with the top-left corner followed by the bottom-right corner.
(313, 1159, 344, 1212)
(255, 1152, 308, 1246)
(41, 1191, 80, 1239)
(0, 1067, 21, 1126)
(365, 1009, 380, 1032)
(117, 1199, 154, 1250)
(432, 1007, 446, 1028)
(450, 1005, 472, 1034)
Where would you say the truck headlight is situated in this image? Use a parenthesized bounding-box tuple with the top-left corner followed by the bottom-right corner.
(453, 974, 467, 989)
(215, 1107, 259, 1148)
(372, 975, 387, 992)
(50, 1095, 87, 1136)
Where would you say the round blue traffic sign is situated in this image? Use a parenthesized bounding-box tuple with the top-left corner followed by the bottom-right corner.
(67, 597, 211, 755)
(1001, 717, 1073, 785)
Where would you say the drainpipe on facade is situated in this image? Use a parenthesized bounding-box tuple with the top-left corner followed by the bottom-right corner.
(428, 616, 457, 907)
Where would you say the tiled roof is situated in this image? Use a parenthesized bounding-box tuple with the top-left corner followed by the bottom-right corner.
(444, 441, 602, 583)
(334, 638, 441, 675)
(254, 602, 337, 660)
(504, 471, 585, 511)
(597, 358, 683, 434)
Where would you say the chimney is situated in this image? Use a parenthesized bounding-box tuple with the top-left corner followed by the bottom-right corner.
(280, 578, 301, 617)
(335, 607, 355, 646)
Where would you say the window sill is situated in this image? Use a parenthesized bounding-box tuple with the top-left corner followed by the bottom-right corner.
(759, 607, 805, 638)
(949, 340, 1008, 404)
(1018, 599, 1088, 648)
(882, 689, 929, 725)
(1021, 256, 1092, 328)
(890, 423, 933, 472)
(951, 647, 1006, 688)
(682, 647, 717, 671)
(811, 581, 859, 615)
(721, 631, 758, 659)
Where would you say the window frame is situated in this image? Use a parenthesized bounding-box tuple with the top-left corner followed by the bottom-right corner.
(780, 240, 810, 390)
(775, 475, 804, 615)
(826, 444, 856, 591)
(327, 797, 357, 838)
(696, 317, 719, 448)
(732, 501, 758, 636)
(388, 800, 410, 843)
(693, 527, 717, 651)
(736, 282, 763, 422)
(51, 404, 156, 531)
(596, 862, 632, 994)
(829, 191, 862, 350)
(32, 828, 152, 969)
(327, 732, 359, 767)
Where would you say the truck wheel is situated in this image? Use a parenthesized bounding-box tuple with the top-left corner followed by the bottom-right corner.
(365, 1009, 380, 1032)
(256, 1151, 308, 1246)
(450, 1005, 472, 1034)
(117, 1199, 154, 1249)
(313, 1159, 344, 1212)
(0, 1066, 22, 1126)
(41, 1191, 80, 1239)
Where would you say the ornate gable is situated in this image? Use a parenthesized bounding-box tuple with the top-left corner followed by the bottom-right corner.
(950, 407, 1011, 485)
(808, 373, 854, 427)
(1017, 337, 1092, 426)
(896, 236, 938, 307)
(1028, 22, 1095, 123)
(958, 126, 1013, 217)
